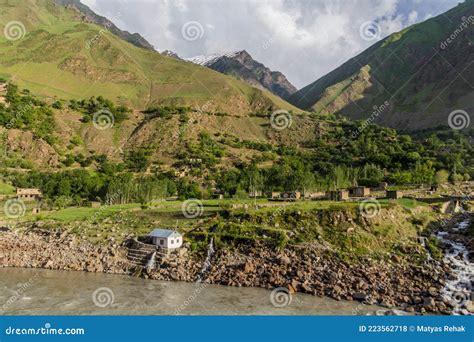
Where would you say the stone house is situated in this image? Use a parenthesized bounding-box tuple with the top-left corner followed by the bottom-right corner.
(16, 188, 42, 201)
(349, 186, 371, 197)
(267, 192, 281, 200)
(386, 190, 403, 199)
(327, 190, 349, 201)
(280, 191, 301, 201)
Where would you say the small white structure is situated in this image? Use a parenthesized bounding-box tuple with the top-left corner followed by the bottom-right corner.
(149, 229, 183, 249)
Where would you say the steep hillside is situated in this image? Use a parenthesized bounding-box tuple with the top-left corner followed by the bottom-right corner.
(185, 50, 297, 101)
(55, 0, 155, 51)
(0, 0, 300, 114)
(290, 0, 474, 131)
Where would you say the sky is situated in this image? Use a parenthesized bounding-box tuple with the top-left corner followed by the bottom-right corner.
(81, 0, 462, 89)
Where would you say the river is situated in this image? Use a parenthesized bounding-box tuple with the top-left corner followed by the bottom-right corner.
(1, 218, 471, 316)
(0, 268, 381, 315)
(436, 218, 473, 315)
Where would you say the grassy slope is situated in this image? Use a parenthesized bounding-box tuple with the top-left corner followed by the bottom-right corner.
(0, 181, 15, 194)
(0, 198, 443, 262)
(289, 0, 474, 130)
(0, 0, 302, 114)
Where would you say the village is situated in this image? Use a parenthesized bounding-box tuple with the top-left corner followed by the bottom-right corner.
(0, 178, 472, 316)
(1, 181, 471, 258)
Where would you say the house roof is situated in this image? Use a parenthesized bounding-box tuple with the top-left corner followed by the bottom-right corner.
(149, 229, 182, 238)
(16, 188, 42, 195)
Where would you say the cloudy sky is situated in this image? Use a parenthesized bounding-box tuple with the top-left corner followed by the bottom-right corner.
(82, 0, 461, 88)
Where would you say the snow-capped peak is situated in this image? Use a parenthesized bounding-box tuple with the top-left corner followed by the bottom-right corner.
(184, 51, 244, 66)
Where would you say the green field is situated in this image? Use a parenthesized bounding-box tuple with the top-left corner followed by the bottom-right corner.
(0, 182, 15, 195)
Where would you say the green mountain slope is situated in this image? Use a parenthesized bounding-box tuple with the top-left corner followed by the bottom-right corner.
(290, 0, 474, 131)
(55, 0, 155, 50)
(0, 0, 300, 114)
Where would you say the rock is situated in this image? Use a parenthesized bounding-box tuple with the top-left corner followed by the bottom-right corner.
(287, 284, 296, 294)
(428, 287, 438, 297)
(466, 301, 474, 313)
(423, 297, 436, 308)
(243, 261, 256, 273)
(301, 283, 312, 293)
(278, 255, 291, 265)
(290, 279, 300, 291)
(333, 285, 343, 295)
(391, 254, 401, 263)
(352, 292, 367, 302)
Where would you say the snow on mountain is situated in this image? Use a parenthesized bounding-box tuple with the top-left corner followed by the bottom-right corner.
(184, 51, 243, 66)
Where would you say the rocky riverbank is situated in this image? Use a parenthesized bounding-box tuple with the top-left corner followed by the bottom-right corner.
(145, 241, 454, 314)
(1, 215, 470, 315)
(0, 226, 130, 274)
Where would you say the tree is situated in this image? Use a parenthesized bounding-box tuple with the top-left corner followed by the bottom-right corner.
(434, 170, 449, 185)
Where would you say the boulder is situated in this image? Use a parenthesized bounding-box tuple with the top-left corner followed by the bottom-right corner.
(277, 255, 291, 265)
(243, 261, 256, 273)
(352, 292, 367, 302)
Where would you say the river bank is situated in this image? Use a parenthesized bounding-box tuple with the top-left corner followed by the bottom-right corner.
(0, 216, 471, 315)
(0, 267, 383, 315)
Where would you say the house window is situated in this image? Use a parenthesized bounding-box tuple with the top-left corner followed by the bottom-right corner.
(171, 239, 174, 244)
(176, 238, 180, 243)
(160, 239, 164, 245)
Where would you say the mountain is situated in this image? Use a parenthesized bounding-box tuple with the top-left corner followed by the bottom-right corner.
(0, 0, 304, 173)
(0, 0, 299, 114)
(0, 0, 472, 188)
(185, 50, 298, 101)
(55, 0, 155, 51)
(161, 50, 182, 60)
(290, 0, 474, 131)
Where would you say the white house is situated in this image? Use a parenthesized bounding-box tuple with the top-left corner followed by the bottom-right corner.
(149, 229, 183, 249)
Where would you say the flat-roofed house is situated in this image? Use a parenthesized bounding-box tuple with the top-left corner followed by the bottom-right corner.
(349, 186, 371, 197)
(16, 188, 42, 201)
(267, 192, 281, 200)
(149, 229, 183, 249)
(280, 191, 301, 201)
(386, 190, 403, 199)
(328, 190, 349, 201)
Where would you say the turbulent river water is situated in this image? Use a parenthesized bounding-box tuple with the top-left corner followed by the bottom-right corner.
(0, 268, 382, 315)
(436, 219, 473, 315)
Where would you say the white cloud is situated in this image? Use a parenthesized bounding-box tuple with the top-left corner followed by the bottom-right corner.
(82, 0, 461, 88)
(408, 10, 419, 24)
